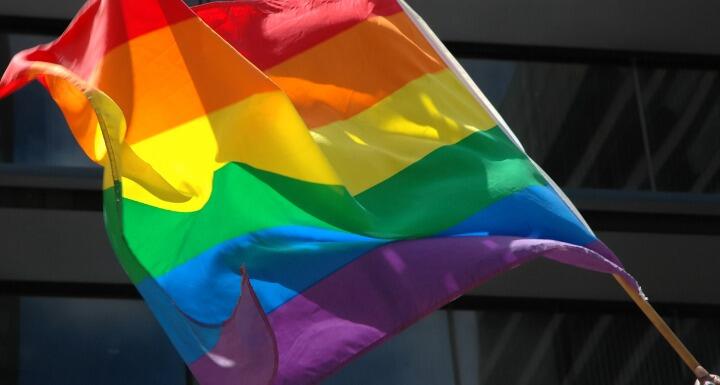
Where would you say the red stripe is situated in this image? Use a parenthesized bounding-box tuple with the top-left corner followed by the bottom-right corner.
(193, 0, 403, 70)
(54, 0, 194, 78)
(1, 0, 195, 92)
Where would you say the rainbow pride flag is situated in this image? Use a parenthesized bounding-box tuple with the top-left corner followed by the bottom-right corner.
(0, 0, 641, 384)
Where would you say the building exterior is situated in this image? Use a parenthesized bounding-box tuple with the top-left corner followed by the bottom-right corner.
(1, 0, 719, 384)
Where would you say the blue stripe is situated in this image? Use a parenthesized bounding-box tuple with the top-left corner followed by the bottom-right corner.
(441, 184, 596, 245)
(156, 226, 386, 325)
(151, 184, 595, 348)
(136, 279, 221, 363)
(137, 226, 383, 363)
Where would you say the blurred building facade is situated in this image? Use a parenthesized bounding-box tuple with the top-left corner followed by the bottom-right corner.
(1, 0, 719, 384)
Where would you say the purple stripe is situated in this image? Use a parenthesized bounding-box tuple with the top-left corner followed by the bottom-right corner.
(266, 236, 638, 385)
(185, 236, 639, 385)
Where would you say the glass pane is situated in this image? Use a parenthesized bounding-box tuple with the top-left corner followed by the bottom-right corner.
(461, 308, 720, 385)
(322, 312, 457, 385)
(0, 34, 96, 168)
(0, 297, 19, 384)
(0, 296, 186, 385)
(459, 58, 651, 190)
(637, 67, 720, 193)
(10, 82, 95, 168)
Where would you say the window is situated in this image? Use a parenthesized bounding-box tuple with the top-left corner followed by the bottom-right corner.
(636, 66, 720, 193)
(323, 307, 720, 385)
(0, 295, 187, 385)
(0, 34, 94, 169)
(459, 56, 720, 195)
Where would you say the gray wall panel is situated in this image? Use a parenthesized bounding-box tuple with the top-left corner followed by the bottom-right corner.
(1, 208, 718, 306)
(473, 231, 720, 305)
(2, 0, 719, 55)
(0, 1, 85, 20)
(407, 0, 720, 55)
(0, 208, 125, 284)
(0, 0, 202, 19)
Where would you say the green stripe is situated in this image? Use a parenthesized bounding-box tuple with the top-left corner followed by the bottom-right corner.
(108, 127, 546, 279)
(111, 162, 344, 282)
(355, 128, 545, 235)
(103, 182, 150, 283)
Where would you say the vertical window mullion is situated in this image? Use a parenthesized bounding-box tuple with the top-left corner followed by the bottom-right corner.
(632, 59, 658, 191)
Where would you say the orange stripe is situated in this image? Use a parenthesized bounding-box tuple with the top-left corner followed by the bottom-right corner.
(42, 72, 104, 162)
(97, 17, 277, 144)
(267, 12, 446, 129)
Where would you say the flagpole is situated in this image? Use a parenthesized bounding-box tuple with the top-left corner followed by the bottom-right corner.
(612, 274, 713, 381)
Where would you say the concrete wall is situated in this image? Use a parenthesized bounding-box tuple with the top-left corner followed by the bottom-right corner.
(474, 231, 720, 305)
(409, 0, 720, 55)
(1, 208, 718, 305)
(0, 1, 85, 20)
(0, 208, 122, 284)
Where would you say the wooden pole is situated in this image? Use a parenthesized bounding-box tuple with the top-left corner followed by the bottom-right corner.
(612, 274, 714, 382)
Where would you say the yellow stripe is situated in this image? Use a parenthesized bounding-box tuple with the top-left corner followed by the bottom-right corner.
(102, 70, 494, 210)
(312, 69, 496, 195)
(108, 91, 340, 212)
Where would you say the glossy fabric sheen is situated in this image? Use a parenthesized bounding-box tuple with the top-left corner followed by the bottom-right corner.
(0, 0, 641, 384)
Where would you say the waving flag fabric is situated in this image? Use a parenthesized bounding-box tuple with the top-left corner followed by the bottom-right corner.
(0, 0, 641, 384)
